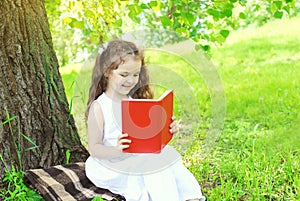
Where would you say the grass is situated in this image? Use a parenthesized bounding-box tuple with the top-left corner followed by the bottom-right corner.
(0, 111, 43, 200)
(185, 16, 300, 200)
(62, 16, 299, 200)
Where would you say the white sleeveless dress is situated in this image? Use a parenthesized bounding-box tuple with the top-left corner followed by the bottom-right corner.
(85, 93, 205, 201)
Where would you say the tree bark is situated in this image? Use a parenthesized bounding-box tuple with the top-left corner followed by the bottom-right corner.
(0, 0, 89, 178)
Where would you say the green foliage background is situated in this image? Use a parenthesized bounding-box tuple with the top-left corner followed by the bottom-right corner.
(45, 0, 300, 66)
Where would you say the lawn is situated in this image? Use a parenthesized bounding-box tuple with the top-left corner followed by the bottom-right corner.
(60, 16, 300, 200)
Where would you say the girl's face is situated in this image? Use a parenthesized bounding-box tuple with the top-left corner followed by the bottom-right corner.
(106, 58, 141, 98)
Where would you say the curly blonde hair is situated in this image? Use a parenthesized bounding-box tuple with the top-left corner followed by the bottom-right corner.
(86, 39, 153, 117)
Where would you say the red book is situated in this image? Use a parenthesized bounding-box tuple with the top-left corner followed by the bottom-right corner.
(122, 90, 174, 153)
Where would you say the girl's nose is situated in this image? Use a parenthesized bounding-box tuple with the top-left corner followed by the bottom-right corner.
(126, 76, 134, 84)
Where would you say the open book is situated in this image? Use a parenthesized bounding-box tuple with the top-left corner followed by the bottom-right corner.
(122, 90, 174, 153)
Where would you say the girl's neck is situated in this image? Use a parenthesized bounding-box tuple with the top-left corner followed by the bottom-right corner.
(104, 91, 128, 102)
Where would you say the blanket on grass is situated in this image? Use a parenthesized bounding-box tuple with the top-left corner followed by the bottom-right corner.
(24, 162, 126, 201)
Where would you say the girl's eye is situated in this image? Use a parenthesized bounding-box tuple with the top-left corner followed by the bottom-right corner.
(120, 74, 128, 77)
(134, 74, 139, 77)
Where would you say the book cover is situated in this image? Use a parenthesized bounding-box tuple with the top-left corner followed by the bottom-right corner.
(122, 90, 174, 153)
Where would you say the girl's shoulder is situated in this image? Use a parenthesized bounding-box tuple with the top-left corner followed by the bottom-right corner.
(92, 93, 112, 112)
(89, 100, 102, 114)
(88, 100, 106, 121)
(96, 92, 110, 103)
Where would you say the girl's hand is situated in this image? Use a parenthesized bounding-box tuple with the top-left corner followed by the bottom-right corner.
(170, 116, 180, 135)
(117, 133, 131, 150)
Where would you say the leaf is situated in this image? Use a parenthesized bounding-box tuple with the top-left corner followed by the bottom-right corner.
(254, 4, 261, 11)
(25, 146, 39, 151)
(220, 30, 230, 39)
(160, 16, 172, 27)
(175, 27, 189, 36)
(68, 1, 74, 10)
(1, 116, 17, 125)
(127, 4, 142, 15)
(114, 19, 122, 28)
(128, 11, 141, 23)
(274, 1, 282, 9)
(172, 12, 180, 17)
(66, 149, 71, 164)
(69, 18, 84, 29)
(211, 34, 226, 44)
(222, 9, 232, 18)
(270, 3, 278, 13)
(182, 12, 196, 26)
(61, 17, 72, 24)
(84, 9, 94, 18)
(140, 3, 149, 9)
(207, 9, 220, 21)
(20, 133, 36, 146)
(239, 12, 246, 19)
(92, 196, 105, 201)
(283, 5, 290, 14)
(127, 4, 142, 23)
(196, 44, 210, 51)
(274, 10, 283, 19)
(90, 32, 100, 44)
(148, 1, 158, 8)
(239, 0, 247, 6)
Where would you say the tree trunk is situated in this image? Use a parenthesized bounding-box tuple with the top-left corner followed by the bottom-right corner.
(0, 0, 89, 178)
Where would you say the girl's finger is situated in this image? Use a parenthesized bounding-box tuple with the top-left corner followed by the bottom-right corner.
(118, 134, 128, 142)
(121, 144, 130, 149)
(120, 139, 132, 144)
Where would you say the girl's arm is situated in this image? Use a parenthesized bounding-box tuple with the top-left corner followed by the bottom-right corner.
(87, 102, 128, 159)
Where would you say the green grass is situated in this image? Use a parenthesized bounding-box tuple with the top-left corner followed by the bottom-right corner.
(0, 112, 43, 200)
(186, 17, 300, 200)
(60, 16, 300, 200)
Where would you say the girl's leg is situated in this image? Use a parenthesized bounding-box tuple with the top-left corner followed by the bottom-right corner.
(86, 157, 146, 200)
(170, 159, 205, 201)
(143, 167, 180, 201)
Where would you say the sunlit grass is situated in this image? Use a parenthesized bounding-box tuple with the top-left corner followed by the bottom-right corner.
(196, 15, 300, 200)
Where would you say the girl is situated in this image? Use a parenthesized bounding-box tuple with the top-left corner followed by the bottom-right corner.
(85, 39, 205, 201)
